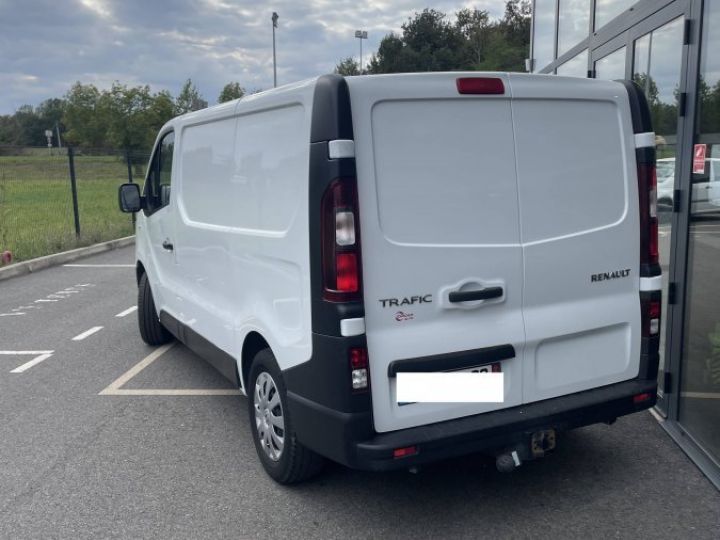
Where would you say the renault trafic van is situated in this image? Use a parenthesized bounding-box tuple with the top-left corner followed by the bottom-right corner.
(119, 73, 662, 484)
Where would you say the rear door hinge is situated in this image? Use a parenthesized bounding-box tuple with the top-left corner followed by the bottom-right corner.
(664, 371, 672, 394)
(678, 92, 687, 116)
(673, 189, 682, 212)
(668, 282, 677, 305)
(683, 19, 692, 45)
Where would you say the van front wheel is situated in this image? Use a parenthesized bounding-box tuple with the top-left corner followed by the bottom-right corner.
(248, 349, 324, 484)
(137, 273, 172, 346)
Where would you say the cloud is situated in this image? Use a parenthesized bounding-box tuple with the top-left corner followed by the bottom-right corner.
(0, 0, 508, 113)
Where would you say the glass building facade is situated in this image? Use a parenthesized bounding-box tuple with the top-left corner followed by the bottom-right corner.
(530, 0, 720, 489)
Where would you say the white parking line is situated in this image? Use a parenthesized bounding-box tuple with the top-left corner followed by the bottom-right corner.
(115, 306, 138, 318)
(10, 353, 54, 373)
(0, 351, 55, 373)
(0, 350, 54, 355)
(72, 326, 104, 341)
(0, 313, 25, 317)
(63, 264, 134, 268)
(99, 343, 241, 396)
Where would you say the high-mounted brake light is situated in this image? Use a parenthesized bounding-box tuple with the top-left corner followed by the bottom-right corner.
(321, 179, 362, 302)
(456, 77, 505, 95)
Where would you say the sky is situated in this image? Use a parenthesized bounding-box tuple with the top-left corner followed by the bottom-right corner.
(0, 0, 507, 114)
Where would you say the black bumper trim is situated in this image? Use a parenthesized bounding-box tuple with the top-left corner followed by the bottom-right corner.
(387, 344, 515, 377)
(287, 377, 657, 471)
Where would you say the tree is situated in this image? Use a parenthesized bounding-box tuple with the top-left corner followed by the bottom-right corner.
(102, 83, 156, 155)
(456, 8, 491, 68)
(334, 57, 361, 76)
(218, 82, 245, 103)
(176, 79, 208, 115)
(63, 82, 108, 147)
(367, 1, 531, 75)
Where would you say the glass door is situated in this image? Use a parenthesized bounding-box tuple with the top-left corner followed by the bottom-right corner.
(630, 15, 686, 406)
(590, 1, 693, 415)
(677, 0, 720, 465)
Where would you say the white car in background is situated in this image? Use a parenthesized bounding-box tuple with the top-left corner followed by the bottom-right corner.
(657, 157, 720, 211)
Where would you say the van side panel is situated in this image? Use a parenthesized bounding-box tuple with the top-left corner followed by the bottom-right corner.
(508, 74, 641, 402)
(172, 88, 315, 379)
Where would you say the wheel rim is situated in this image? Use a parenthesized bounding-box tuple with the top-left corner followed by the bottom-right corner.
(254, 371, 285, 461)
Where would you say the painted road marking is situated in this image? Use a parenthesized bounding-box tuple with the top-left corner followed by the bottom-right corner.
(99, 343, 241, 396)
(0, 351, 55, 373)
(72, 326, 104, 341)
(10, 353, 54, 373)
(3, 284, 95, 319)
(64, 264, 135, 268)
(115, 306, 138, 318)
(0, 350, 54, 355)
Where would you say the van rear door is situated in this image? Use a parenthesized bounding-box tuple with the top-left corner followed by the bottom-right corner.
(347, 73, 525, 433)
(508, 74, 642, 403)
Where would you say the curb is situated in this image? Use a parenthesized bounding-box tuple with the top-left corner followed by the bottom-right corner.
(0, 236, 135, 282)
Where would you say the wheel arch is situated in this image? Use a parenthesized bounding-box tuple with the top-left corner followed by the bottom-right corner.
(240, 331, 272, 391)
(136, 260, 146, 285)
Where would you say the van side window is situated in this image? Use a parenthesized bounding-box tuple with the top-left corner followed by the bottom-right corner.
(145, 131, 174, 213)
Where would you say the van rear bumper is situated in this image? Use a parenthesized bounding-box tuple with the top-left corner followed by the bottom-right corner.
(287, 378, 657, 471)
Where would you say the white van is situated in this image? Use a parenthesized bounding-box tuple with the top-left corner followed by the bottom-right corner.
(119, 73, 662, 484)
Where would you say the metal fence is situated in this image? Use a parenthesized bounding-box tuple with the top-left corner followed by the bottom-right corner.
(0, 146, 151, 263)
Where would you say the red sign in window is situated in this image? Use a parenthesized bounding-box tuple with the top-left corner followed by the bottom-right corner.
(693, 143, 707, 174)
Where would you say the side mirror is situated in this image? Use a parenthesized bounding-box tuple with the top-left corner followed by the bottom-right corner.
(118, 183, 142, 213)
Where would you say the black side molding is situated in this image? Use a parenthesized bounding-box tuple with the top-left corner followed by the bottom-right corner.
(387, 344, 515, 378)
(159, 311, 239, 387)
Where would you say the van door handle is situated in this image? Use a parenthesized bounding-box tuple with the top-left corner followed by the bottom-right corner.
(162, 239, 174, 251)
(448, 287, 503, 303)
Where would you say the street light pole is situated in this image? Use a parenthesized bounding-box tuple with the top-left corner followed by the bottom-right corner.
(355, 30, 367, 73)
(272, 12, 279, 87)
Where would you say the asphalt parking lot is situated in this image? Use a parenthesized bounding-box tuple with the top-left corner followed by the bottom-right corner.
(1, 246, 719, 539)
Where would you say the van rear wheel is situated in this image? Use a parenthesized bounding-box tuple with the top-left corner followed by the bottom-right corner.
(247, 349, 324, 484)
(137, 273, 172, 346)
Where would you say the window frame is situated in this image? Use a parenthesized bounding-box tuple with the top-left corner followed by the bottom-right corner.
(143, 129, 175, 216)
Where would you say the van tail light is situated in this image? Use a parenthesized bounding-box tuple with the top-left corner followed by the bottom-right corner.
(321, 179, 362, 302)
(637, 161, 659, 268)
(641, 296, 661, 338)
(350, 347, 369, 391)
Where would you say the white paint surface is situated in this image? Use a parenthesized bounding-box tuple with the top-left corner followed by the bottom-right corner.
(63, 264, 134, 268)
(71, 326, 103, 341)
(10, 353, 54, 373)
(1, 351, 55, 373)
(115, 306, 138, 318)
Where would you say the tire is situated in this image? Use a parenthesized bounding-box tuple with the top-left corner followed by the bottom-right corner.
(247, 349, 325, 484)
(137, 272, 172, 346)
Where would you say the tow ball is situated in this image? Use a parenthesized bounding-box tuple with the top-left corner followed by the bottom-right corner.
(495, 429, 557, 473)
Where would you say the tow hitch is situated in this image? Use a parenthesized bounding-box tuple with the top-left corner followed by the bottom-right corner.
(495, 429, 557, 472)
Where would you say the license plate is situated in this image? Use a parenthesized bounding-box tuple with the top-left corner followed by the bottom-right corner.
(451, 361, 502, 374)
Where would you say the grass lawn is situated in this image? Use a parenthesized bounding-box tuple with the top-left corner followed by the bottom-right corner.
(0, 154, 148, 262)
